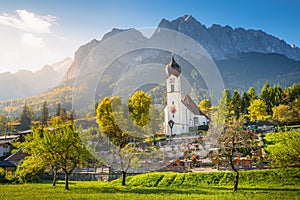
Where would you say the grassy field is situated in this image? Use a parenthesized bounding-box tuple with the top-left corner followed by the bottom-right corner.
(1, 168, 300, 199)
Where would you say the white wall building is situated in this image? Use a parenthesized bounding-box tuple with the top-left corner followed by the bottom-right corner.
(0, 141, 11, 158)
(164, 54, 209, 135)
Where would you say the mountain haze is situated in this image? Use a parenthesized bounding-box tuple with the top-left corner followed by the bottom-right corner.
(0, 57, 72, 100)
(1, 15, 300, 116)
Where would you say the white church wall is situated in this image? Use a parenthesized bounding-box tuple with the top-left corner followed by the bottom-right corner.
(197, 115, 208, 125)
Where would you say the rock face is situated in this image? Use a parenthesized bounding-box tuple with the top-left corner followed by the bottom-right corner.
(0, 57, 72, 100)
(157, 15, 300, 61)
(63, 15, 300, 82)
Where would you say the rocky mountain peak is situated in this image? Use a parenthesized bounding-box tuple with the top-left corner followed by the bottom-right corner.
(157, 15, 300, 60)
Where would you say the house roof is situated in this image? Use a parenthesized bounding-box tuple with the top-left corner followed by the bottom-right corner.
(0, 140, 12, 145)
(182, 95, 210, 121)
(0, 160, 16, 167)
(0, 135, 19, 141)
(5, 152, 29, 162)
(182, 95, 203, 115)
(16, 130, 32, 135)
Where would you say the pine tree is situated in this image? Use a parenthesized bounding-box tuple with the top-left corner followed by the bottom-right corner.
(19, 101, 32, 131)
(260, 81, 273, 115)
(247, 87, 258, 102)
(56, 103, 61, 116)
(241, 92, 250, 115)
(0, 113, 7, 136)
(232, 90, 241, 119)
(39, 101, 49, 125)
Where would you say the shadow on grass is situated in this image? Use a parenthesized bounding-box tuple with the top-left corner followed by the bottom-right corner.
(238, 187, 300, 192)
(71, 184, 300, 195)
(86, 186, 216, 195)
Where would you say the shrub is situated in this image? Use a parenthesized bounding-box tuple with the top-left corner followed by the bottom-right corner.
(0, 167, 5, 178)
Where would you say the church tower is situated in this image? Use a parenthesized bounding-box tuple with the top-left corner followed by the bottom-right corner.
(164, 53, 210, 136)
(165, 53, 182, 135)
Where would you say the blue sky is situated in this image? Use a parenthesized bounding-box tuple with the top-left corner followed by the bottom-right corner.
(0, 0, 299, 73)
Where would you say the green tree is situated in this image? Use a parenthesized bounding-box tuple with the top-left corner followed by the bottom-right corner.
(241, 92, 250, 115)
(247, 87, 258, 102)
(215, 90, 228, 124)
(96, 97, 131, 149)
(96, 93, 152, 186)
(224, 89, 233, 120)
(248, 99, 269, 122)
(0, 113, 7, 136)
(96, 96, 133, 186)
(145, 107, 163, 142)
(19, 101, 32, 131)
(266, 130, 300, 167)
(272, 99, 300, 125)
(212, 118, 251, 192)
(128, 90, 151, 127)
(260, 81, 275, 115)
(56, 103, 61, 116)
(17, 122, 90, 189)
(39, 101, 49, 125)
(231, 90, 241, 119)
(273, 84, 284, 107)
(287, 84, 300, 102)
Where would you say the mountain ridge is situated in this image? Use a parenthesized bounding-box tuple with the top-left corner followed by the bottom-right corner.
(0, 57, 73, 101)
(157, 15, 300, 61)
(1, 15, 300, 117)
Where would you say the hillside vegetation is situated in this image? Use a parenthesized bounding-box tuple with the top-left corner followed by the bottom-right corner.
(111, 168, 300, 187)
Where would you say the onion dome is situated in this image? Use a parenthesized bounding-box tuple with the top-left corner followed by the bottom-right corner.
(166, 53, 181, 77)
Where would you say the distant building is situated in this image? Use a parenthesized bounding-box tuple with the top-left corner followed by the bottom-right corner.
(0, 141, 12, 158)
(164, 54, 209, 135)
(0, 152, 29, 174)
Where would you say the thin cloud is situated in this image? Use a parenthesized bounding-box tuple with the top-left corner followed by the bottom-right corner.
(21, 33, 45, 48)
(0, 9, 57, 34)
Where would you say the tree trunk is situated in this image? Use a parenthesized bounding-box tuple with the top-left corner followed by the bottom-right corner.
(52, 167, 57, 186)
(233, 170, 239, 192)
(65, 173, 69, 190)
(122, 171, 126, 186)
(230, 157, 239, 192)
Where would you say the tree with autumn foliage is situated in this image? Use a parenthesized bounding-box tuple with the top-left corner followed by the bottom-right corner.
(212, 118, 252, 192)
(96, 92, 151, 186)
(248, 99, 270, 122)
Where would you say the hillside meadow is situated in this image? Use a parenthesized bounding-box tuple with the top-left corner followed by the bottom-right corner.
(1, 168, 300, 199)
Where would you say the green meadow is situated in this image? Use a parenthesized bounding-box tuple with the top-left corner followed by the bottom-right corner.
(1, 168, 300, 200)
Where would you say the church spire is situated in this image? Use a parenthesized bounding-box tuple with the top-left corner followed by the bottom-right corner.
(166, 53, 181, 77)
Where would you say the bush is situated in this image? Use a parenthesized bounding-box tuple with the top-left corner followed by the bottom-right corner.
(15, 157, 44, 183)
(0, 167, 5, 178)
(120, 168, 300, 187)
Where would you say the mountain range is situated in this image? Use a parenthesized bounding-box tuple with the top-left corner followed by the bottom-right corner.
(1, 15, 300, 116)
(0, 57, 72, 101)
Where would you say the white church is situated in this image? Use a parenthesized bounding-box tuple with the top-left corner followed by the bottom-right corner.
(164, 54, 210, 136)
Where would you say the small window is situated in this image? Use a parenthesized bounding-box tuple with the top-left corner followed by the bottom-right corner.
(171, 84, 174, 92)
(194, 117, 199, 126)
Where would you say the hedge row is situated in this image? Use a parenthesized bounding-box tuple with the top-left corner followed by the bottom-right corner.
(111, 168, 300, 187)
